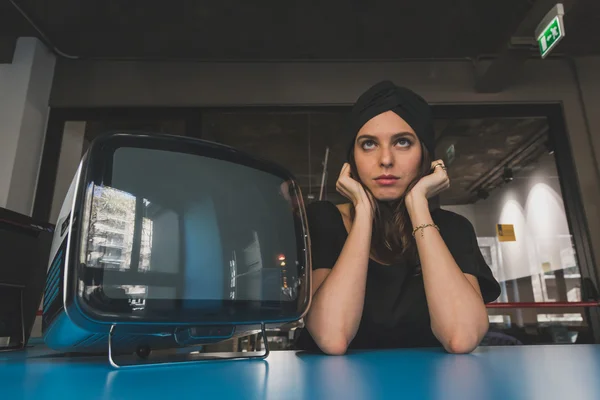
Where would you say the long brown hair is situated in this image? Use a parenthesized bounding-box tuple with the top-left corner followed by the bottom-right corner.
(348, 142, 432, 265)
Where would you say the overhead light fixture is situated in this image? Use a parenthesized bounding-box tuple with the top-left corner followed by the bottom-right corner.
(503, 167, 514, 183)
(545, 140, 555, 155)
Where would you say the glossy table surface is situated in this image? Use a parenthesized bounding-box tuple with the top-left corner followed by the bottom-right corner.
(2, 344, 600, 400)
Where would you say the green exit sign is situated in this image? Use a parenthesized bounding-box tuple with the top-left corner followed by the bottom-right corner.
(538, 16, 563, 58)
(535, 4, 566, 59)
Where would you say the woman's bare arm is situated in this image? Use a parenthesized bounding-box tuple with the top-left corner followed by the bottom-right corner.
(406, 194, 489, 354)
(304, 204, 373, 355)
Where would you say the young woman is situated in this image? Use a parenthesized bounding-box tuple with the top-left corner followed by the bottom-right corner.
(296, 81, 501, 355)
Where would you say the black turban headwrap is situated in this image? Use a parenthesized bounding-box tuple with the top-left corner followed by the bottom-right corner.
(348, 80, 435, 160)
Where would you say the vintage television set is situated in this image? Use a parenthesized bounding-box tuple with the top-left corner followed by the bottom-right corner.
(42, 132, 311, 366)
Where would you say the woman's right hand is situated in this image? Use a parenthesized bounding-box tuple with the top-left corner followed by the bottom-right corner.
(336, 163, 373, 215)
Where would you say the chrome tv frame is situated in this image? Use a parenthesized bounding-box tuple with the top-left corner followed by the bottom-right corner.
(42, 132, 311, 366)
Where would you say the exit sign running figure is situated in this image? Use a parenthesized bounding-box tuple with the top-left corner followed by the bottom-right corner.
(535, 4, 566, 59)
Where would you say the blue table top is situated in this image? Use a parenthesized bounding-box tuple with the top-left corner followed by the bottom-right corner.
(2, 344, 600, 400)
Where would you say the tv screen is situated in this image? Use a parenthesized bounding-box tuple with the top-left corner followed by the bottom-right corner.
(70, 134, 310, 325)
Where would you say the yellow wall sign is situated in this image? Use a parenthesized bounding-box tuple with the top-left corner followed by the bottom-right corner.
(496, 224, 516, 242)
(542, 262, 552, 273)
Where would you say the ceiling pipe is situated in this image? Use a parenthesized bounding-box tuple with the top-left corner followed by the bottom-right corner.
(462, 145, 547, 205)
(8, 0, 79, 59)
(467, 125, 549, 194)
(477, 137, 547, 193)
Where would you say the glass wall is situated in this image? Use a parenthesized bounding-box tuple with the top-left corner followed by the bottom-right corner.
(436, 117, 590, 345)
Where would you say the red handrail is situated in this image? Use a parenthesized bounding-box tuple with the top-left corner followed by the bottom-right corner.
(487, 301, 600, 308)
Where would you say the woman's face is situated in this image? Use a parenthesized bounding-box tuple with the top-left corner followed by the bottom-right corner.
(353, 111, 423, 202)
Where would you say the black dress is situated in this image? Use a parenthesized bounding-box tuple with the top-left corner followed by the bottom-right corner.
(295, 201, 501, 351)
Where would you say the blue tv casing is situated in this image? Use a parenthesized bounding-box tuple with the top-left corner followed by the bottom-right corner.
(42, 132, 311, 353)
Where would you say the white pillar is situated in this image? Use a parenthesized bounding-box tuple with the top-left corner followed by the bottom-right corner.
(0, 37, 56, 216)
(50, 121, 86, 223)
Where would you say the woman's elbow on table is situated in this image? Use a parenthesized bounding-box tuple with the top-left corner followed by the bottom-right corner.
(443, 334, 481, 354)
(315, 336, 349, 356)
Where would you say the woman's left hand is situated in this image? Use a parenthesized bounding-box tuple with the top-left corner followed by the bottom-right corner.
(407, 160, 450, 203)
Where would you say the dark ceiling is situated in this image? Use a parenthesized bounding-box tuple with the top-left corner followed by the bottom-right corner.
(83, 110, 550, 206)
(1, 0, 599, 61)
